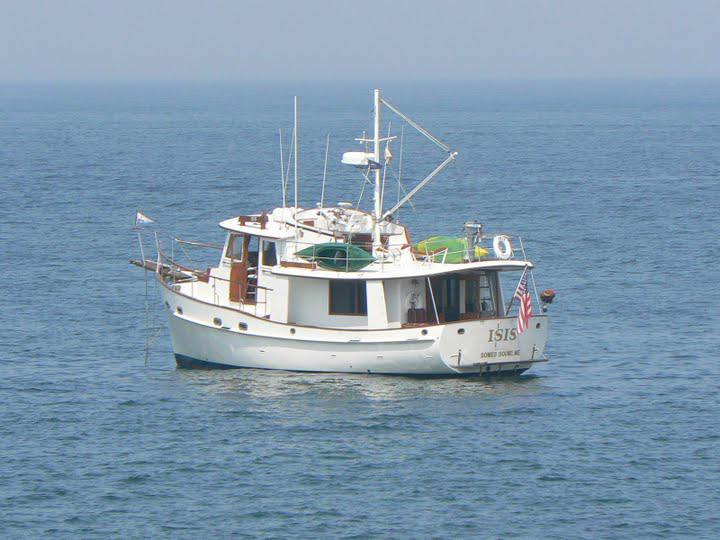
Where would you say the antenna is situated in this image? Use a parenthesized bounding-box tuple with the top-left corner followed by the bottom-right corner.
(279, 128, 286, 207)
(372, 89, 382, 252)
(294, 96, 299, 209)
(285, 127, 294, 203)
(320, 133, 330, 207)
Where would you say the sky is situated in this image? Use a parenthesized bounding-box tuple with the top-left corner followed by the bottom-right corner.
(0, 0, 718, 81)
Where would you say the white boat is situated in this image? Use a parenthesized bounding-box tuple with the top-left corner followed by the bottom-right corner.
(133, 90, 554, 376)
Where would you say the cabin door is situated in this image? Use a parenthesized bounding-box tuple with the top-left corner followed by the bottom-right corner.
(427, 275, 461, 322)
(229, 235, 255, 304)
(229, 261, 246, 303)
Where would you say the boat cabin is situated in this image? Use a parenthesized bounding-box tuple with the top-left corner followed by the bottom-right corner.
(199, 212, 515, 332)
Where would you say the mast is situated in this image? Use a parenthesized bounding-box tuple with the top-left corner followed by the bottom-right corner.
(372, 89, 382, 253)
(342, 89, 455, 244)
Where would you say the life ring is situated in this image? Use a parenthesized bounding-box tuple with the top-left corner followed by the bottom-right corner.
(493, 235, 513, 260)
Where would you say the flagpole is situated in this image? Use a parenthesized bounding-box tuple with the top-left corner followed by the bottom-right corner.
(518, 236, 541, 309)
(133, 225, 150, 365)
(506, 266, 528, 313)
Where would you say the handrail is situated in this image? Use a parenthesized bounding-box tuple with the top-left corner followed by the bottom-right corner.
(158, 230, 531, 284)
(157, 252, 273, 291)
(175, 238, 224, 250)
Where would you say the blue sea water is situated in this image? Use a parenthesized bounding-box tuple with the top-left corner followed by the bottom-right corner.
(1, 80, 719, 538)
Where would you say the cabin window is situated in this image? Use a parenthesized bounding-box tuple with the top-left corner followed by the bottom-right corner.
(465, 272, 496, 316)
(226, 235, 244, 260)
(427, 272, 498, 323)
(443, 277, 460, 321)
(465, 277, 480, 313)
(329, 280, 367, 316)
(262, 241, 277, 266)
(477, 272, 496, 315)
(247, 236, 259, 268)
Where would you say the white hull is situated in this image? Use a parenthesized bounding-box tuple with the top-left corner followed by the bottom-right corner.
(135, 89, 553, 377)
(161, 282, 548, 376)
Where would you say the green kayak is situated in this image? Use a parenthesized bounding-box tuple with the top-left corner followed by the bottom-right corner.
(296, 242, 376, 272)
(414, 236, 488, 263)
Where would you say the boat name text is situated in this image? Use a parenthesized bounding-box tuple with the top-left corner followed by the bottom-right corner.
(488, 328, 518, 342)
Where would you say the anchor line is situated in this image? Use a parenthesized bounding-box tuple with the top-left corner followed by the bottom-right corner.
(138, 229, 163, 366)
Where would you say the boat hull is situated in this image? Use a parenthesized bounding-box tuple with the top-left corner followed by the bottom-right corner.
(160, 282, 548, 376)
(172, 353, 530, 376)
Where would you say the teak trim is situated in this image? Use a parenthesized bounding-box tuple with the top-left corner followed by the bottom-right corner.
(237, 212, 268, 229)
(280, 260, 316, 269)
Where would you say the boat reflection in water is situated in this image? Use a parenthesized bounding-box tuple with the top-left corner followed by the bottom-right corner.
(173, 368, 547, 405)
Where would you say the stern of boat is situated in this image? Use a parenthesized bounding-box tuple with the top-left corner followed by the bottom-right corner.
(437, 316, 548, 374)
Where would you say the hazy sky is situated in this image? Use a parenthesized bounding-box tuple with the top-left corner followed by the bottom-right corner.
(1, 0, 718, 81)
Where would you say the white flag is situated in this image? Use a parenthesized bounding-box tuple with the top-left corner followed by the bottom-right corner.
(135, 211, 155, 226)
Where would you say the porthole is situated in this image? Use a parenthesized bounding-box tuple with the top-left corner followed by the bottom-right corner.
(213, 317, 222, 326)
(290, 328, 296, 335)
(457, 328, 465, 335)
(238, 322, 248, 331)
(176, 306, 183, 315)
(421, 329, 428, 336)
(536, 322, 541, 329)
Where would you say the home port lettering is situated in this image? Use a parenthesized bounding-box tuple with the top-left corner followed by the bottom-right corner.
(480, 350, 521, 358)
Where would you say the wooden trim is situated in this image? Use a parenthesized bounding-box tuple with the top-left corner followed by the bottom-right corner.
(229, 262, 243, 302)
(226, 233, 246, 260)
(237, 212, 268, 229)
(403, 227, 412, 246)
(280, 260, 316, 269)
(196, 269, 210, 283)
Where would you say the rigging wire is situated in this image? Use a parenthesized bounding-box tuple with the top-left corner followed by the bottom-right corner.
(356, 168, 373, 209)
(284, 127, 294, 206)
(397, 125, 404, 220)
(320, 133, 330, 207)
(379, 122, 391, 213)
(381, 98, 451, 152)
(384, 160, 416, 213)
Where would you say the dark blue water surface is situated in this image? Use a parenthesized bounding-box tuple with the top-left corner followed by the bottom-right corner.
(1, 80, 719, 538)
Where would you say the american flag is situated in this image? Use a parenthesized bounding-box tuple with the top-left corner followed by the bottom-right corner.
(514, 269, 532, 333)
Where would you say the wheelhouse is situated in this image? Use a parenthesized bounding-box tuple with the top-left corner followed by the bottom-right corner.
(172, 220, 529, 333)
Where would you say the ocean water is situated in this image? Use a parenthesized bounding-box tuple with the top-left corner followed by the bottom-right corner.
(1, 80, 719, 538)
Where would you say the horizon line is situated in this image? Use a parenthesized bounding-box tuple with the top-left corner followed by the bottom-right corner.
(1, 75, 720, 84)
